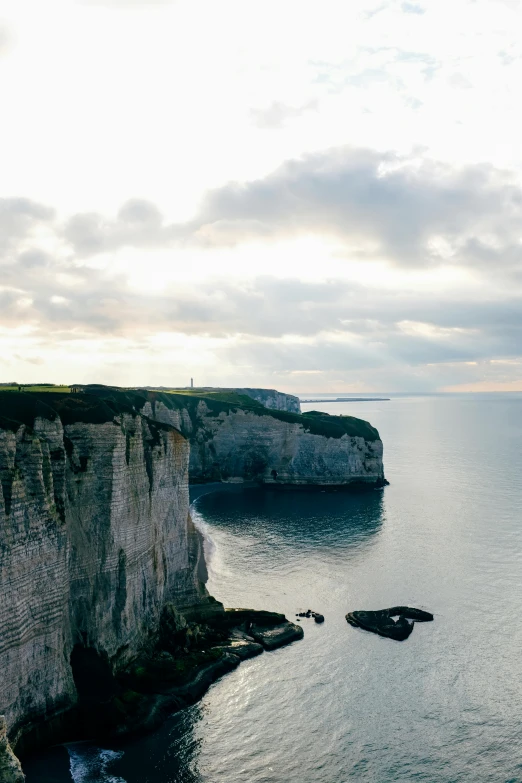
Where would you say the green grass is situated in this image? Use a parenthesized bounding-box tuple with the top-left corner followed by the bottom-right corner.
(0, 385, 381, 442)
(146, 388, 266, 408)
(141, 388, 380, 441)
(0, 385, 71, 393)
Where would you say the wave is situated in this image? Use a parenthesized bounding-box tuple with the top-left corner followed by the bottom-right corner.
(67, 745, 127, 783)
(191, 507, 217, 571)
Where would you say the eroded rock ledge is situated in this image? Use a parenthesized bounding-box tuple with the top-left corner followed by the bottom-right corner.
(0, 718, 24, 783)
(65, 602, 303, 742)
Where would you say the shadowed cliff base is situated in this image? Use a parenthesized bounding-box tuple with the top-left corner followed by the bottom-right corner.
(16, 603, 302, 766)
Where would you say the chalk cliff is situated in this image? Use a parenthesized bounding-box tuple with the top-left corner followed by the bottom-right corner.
(188, 388, 301, 413)
(229, 388, 300, 413)
(0, 386, 384, 776)
(0, 392, 206, 761)
(139, 392, 384, 486)
(141, 387, 301, 413)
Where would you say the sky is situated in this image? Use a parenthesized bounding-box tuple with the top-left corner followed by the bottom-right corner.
(1, 0, 522, 392)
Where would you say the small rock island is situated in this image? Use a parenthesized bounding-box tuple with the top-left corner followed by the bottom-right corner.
(346, 607, 434, 641)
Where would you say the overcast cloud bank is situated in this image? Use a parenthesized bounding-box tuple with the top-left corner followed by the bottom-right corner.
(1, 146, 522, 390)
(2, 0, 522, 390)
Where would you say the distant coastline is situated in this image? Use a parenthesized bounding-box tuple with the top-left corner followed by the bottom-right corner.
(300, 397, 390, 403)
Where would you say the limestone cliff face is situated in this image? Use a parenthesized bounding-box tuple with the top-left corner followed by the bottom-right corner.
(0, 394, 205, 752)
(141, 387, 301, 413)
(194, 388, 301, 413)
(229, 388, 300, 413)
(0, 385, 384, 764)
(141, 396, 384, 486)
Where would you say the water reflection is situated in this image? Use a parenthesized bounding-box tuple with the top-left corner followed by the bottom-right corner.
(111, 706, 204, 783)
(194, 487, 384, 556)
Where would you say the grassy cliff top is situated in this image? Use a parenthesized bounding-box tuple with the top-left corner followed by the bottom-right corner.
(0, 390, 138, 432)
(0, 385, 381, 441)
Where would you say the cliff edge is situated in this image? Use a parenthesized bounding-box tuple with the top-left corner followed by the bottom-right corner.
(144, 386, 301, 413)
(0, 391, 206, 759)
(0, 385, 384, 775)
(137, 389, 385, 486)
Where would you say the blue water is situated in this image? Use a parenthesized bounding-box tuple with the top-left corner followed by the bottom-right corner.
(24, 393, 522, 782)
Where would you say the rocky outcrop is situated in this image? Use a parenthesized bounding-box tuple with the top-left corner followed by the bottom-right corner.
(346, 607, 434, 641)
(213, 388, 301, 413)
(105, 606, 301, 738)
(0, 389, 313, 774)
(141, 387, 301, 413)
(78, 386, 384, 487)
(0, 384, 383, 773)
(0, 392, 206, 758)
(0, 717, 24, 783)
(183, 405, 383, 485)
(138, 393, 384, 487)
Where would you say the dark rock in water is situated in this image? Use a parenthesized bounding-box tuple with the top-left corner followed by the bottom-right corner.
(221, 608, 286, 627)
(346, 606, 433, 641)
(214, 639, 264, 661)
(250, 621, 304, 651)
(314, 614, 325, 624)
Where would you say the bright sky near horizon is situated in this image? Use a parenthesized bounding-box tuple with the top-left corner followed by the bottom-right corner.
(1, 0, 522, 392)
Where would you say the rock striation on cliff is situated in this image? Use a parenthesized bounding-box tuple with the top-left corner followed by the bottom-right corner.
(140, 387, 301, 413)
(0, 384, 383, 775)
(0, 391, 206, 758)
(191, 388, 301, 413)
(137, 390, 385, 486)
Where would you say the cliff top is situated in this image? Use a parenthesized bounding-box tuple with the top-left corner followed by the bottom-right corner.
(0, 386, 380, 441)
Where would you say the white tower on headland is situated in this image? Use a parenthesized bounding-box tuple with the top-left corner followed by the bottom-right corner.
(190, 378, 194, 388)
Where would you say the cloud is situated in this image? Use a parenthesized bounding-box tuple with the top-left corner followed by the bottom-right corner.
(249, 100, 319, 129)
(2, 243, 521, 360)
(194, 148, 522, 267)
(63, 198, 166, 256)
(2, 228, 521, 389)
(18, 249, 51, 268)
(2, 144, 522, 389)
(59, 147, 522, 272)
(401, 2, 425, 13)
(0, 24, 12, 56)
(76, 0, 175, 7)
(0, 198, 55, 252)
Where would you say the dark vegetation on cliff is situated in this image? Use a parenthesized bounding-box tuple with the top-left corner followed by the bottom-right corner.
(0, 385, 380, 441)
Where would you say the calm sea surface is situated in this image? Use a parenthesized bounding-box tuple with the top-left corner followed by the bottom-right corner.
(25, 393, 522, 783)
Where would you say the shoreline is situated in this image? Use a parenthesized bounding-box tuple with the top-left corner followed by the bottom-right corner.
(15, 484, 302, 774)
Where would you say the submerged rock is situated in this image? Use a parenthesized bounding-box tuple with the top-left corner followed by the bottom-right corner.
(346, 606, 433, 641)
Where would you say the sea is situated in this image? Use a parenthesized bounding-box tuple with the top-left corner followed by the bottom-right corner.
(24, 392, 522, 783)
